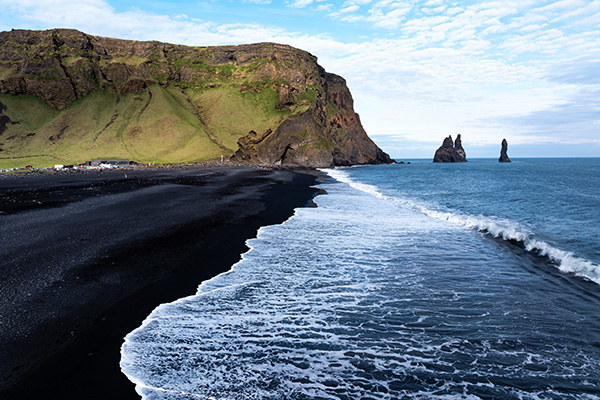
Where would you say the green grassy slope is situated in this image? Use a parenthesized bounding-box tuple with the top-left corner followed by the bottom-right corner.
(0, 88, 211, 167)
(0, 30, 314, 168)
(0, 83, 297, 168)
(0, 29, 391, 168)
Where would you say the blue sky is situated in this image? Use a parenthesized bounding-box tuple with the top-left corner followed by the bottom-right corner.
(1, 0, 599, 158)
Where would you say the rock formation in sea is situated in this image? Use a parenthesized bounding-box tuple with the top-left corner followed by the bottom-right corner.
(0, 28, 391, 168)
(499, 138, 511, 162)
(433, 134, 467, 162)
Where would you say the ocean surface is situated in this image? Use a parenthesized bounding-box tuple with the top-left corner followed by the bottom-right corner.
(121, 158, 600, 400)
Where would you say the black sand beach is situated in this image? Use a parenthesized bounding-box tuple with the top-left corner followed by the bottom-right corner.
(0, 166, 319, 399)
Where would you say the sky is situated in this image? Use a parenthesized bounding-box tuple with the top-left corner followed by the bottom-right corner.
(1, 0, 599, 158)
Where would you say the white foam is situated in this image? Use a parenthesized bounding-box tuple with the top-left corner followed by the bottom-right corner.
(526, 240, 600, 284)
(120, 169, 600, 399)
(325, 168, 600, 286)
(325, 168, 391, 201)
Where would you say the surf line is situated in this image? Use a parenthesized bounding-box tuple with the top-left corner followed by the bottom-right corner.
(129, 381, 231, 400)
(324, 168, 600, 286)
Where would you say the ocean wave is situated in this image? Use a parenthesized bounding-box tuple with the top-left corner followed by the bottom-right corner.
(120, 167, 600, 399)
(325, 168, 600, 286)
(325, 168, 392, 201)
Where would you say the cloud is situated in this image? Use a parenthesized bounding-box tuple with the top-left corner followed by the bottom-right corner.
(1, 0, 599, 155)
(499, 28, 600, 57)
(340, 5, 360, 13)
(341, 0, 372, 6)
(535, 0, 588, 14)
(334, 0, 413, 29)
(287, 0, 313, 8)
(244, 0, 272, 4)
(315, 4, 333, 12)
(0, 0, 292, 46)
(547, 57, 600, 85)
(492, 87, 600, 144)
(576, 10, 600, 26)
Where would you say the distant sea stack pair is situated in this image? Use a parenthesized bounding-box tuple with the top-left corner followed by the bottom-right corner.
(433, 134, 467, 163)
(433, 135, 511, 163)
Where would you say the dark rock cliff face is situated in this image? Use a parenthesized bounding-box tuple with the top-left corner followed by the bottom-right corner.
(499, 138, 511, 162)
(232, 73, 391, 167)
(433, 134, 467, 162)
(0, 28, 391, 167)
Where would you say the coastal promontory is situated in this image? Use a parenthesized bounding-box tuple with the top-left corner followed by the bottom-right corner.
(0, 29, 391, 168)
(433, 134, 467, 162)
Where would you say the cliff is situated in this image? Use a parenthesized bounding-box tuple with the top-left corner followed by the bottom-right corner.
(433, 134, 467, 163)
(0, 29, 391, 168)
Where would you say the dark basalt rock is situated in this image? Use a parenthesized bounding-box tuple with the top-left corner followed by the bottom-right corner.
(499, 138, 511, 162)
(231, 72, 393, 167)
(231, 108, 391, 168)
(433, 134, 467, 163)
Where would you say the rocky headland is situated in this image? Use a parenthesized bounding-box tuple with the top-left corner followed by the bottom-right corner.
(433, 134, 467, 163)
(0, 29, 391, 168)
(499, 138, 511, 162)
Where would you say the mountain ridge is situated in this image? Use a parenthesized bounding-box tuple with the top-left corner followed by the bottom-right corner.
(0, 29, 392, 168)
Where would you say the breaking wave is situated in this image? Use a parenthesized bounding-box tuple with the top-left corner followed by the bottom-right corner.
(325, 168, 600, 285)
(121, 163, 600, 400)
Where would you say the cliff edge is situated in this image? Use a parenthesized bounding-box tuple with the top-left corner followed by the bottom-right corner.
(0, 29, 391, 168)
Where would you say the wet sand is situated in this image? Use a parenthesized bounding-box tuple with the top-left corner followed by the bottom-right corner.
(0, 166, 319, 399)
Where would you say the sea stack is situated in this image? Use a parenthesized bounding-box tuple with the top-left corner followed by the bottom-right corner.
(433, 134, 467, 162)
(499, 139, 511, 162)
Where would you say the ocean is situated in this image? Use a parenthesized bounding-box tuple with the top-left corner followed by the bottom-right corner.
(120, 158, 600, 400)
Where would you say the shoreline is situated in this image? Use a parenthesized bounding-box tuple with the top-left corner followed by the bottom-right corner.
(0, 166, 320, 399)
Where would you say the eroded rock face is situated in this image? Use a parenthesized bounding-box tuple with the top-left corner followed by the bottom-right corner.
(433, 134, 467, 162)
(499, 138, 511, 162)
(0, 29, 332, 109)
(0, 28, 392, 167)
(232, 73, 393, 167)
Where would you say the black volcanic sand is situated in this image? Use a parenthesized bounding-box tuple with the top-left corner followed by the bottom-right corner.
(0, 166, 319, 399)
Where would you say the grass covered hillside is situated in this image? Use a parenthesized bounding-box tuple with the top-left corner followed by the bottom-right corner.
(0, 29, 391, 168)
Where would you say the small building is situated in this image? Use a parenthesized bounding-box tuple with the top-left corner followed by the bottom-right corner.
(90, 159, 130, 167)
